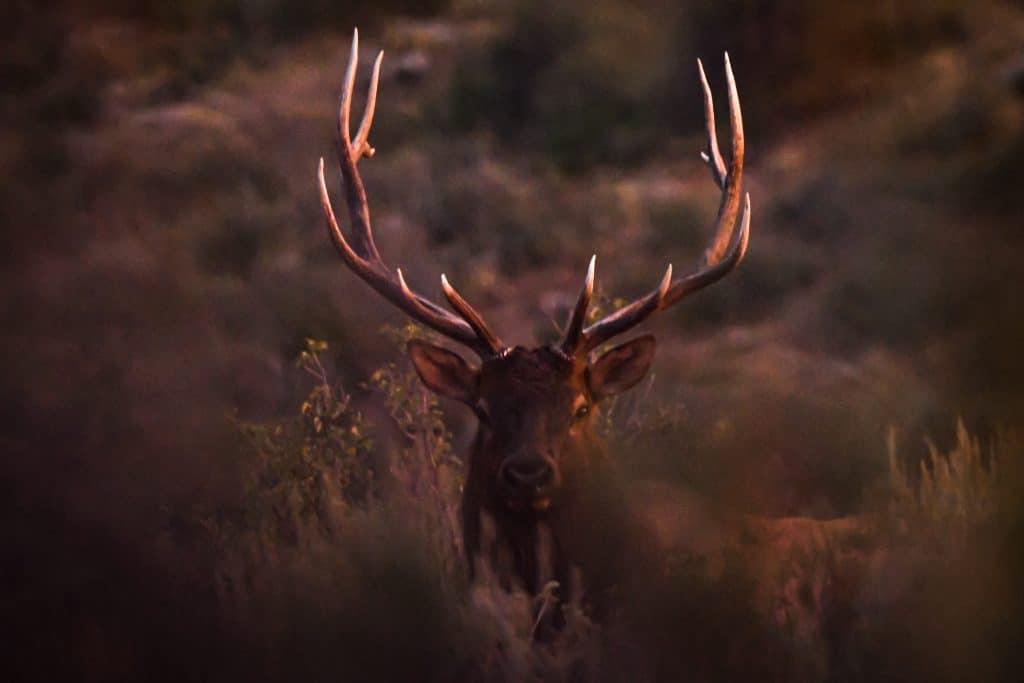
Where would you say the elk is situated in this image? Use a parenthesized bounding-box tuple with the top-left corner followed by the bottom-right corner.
(317, 30, 749, 614)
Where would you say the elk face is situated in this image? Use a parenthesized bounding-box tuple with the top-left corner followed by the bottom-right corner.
(407, 338, 656, 514)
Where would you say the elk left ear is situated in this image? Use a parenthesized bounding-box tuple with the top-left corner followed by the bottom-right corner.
(407, 339, 479, 404)
(587, 335, 656, 400)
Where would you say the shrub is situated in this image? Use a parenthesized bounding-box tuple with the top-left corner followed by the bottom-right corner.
(197, 332, 611, 681)
(887, 419, 1000, 540)
(446, 0, 676, 173)
(210, 339, 377, 550)
(838, 423, 1024, 681)
(447, 0, 985, 166)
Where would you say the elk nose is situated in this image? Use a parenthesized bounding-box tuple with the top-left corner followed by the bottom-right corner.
(501, 460, 554, 491)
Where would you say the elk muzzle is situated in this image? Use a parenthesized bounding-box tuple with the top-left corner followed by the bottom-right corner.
(498, 453, 558, 510)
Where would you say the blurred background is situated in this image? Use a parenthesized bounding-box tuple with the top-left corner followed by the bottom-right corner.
(3, 1, 1024, 681)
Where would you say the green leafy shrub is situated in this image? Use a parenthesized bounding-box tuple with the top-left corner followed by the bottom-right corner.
(211, 339, 376, 549)
(368, 327, 458, 473)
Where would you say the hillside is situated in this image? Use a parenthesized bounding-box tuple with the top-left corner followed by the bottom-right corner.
(3, 2, 1024, 680)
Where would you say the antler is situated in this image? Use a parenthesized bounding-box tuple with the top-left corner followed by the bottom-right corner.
(562, 53, 751, 356)
(317, 29, 504, 358)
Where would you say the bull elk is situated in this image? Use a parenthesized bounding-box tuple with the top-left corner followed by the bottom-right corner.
(317, 30, 749, 621)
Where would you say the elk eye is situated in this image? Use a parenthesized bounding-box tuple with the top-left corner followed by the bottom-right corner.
(573, 404, 590, 421)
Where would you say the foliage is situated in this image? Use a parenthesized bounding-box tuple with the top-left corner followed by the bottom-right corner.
(369, 325, 459, 471)
(197, 329, 614, 681)
(828, 422, 1024, 681)
(209, 339, 376, 549)
(446, 0, 676, 173)
(445, 0, 984, 169)
(7, 1, 1024, 679)
(365, 324, 467, 567)
(887, 419, 1007, 540)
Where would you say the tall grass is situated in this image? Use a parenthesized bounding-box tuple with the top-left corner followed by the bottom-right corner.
(193, 334, 1022, 681)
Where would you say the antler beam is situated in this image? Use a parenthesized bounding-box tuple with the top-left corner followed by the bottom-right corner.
(562, 53, 751, 356)
(317, 29, 504, 358)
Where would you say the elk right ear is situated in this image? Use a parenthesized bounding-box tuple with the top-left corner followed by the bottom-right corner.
(407, 340, 478, 404)
(587, 335, 656, 400)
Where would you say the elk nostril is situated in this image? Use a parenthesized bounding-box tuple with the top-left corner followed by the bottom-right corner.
(502, 461, 554, 489)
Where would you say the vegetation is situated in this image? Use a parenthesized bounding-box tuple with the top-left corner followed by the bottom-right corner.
(190, 340, 1021, 682)
(5, 0, 1024, 680)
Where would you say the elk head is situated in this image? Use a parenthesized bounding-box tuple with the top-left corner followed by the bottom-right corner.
(317, 30, 749, 585)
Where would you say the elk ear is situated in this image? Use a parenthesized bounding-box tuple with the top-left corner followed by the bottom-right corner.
(407, 340, 478, 404)
(587, 335, 656, 400)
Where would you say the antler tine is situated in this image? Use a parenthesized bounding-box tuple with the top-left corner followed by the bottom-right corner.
(441, 274, 505, 352)
(337, 28, 382, 162)
(575, 53, 749, 354)
(577, 265, 673, 354)
(339, 28, 358, 148)
(560, 255, 596, 354)
(697, 58, 727, 189)
(318, 30, 504, 358)
(700, 52, 744, 267)
(353, 50, 383, 159)
(334, 29, 379, 262)
(319, 159, 498, 357)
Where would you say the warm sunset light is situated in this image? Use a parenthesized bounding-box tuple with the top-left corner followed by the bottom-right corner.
(6, 2, 1022, 681)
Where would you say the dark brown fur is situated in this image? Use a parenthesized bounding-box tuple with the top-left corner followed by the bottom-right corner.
(462, 348, 591, 595)
(408, 340, 656, 619)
